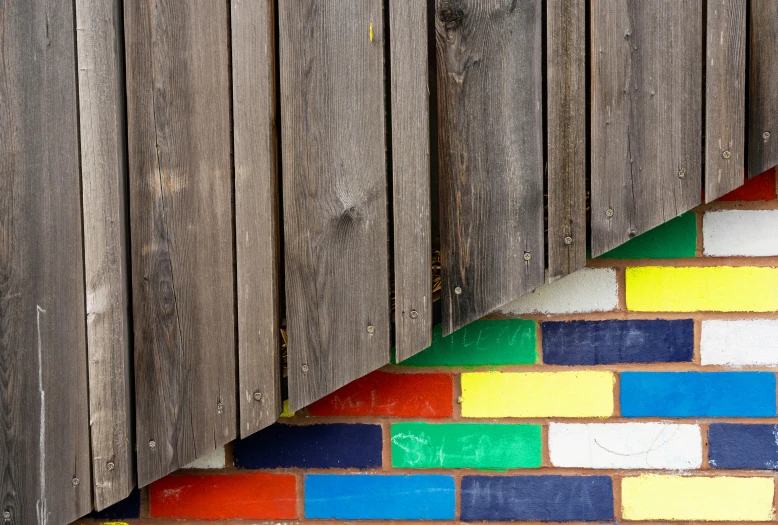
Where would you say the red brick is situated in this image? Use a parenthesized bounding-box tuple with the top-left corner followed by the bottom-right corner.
(306, 370, 454, 418)
(718, 167, 776, 201)
(149, 472, 297, 520)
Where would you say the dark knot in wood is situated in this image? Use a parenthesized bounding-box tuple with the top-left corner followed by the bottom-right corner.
(438, 0, 465, 30)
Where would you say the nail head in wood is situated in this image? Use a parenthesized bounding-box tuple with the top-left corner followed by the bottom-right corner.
(302, 364, 309, 373)
(149, 439, 156, 449)
(106, 462, 115, 471)
(253, 391, 263, 401)
(763, 131, 771, 140)
(409, 310, 418, 319)
(605, 208, 614, 218)
(72, 477, 79, 486)
(523, 252, 532, 261)
(454, 286, 462, 295)
(366, 325, 375, 334)
(722, 150, 731, 159)
(3, 510, 10, 520)
(563, 236, 573, 245)
(678, 168, 685, 179)
(216, 402, 224, 413)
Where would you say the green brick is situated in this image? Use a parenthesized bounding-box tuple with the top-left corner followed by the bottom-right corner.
(391, 422, 542, 470)
(598, 211, 697, 259)
(396, 320, 536, 367)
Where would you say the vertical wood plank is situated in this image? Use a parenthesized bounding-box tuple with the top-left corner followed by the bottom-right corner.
(705, 0, 746, 202)
(591, 0, 702, 257)
(231, 0, 282, 437)
(436, 0, 545, 335)
(125, 1, 237, 486)
(0, 0, 92, 522)
(390, 0, 432, 361)
(75, 0, 135, 509)
(748, 0, 778, 178)
(280, 0, 391, 411)
(547, 0, 587, 281)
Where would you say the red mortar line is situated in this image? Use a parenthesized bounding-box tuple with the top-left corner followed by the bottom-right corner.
(586, 255, 778, 269)
(290, 415, 778, 426)
(696, 209, 704, 256)
(386, 362, 778, 373)
(698, 198, 778, 212)
(486, 310, 778, 322)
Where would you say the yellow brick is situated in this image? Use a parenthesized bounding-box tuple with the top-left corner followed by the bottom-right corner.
(622, 475, 775, 521)
(460, 371, 614, 418)
(626, 266, 778, 312)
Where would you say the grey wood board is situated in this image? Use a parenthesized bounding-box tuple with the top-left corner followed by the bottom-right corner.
(748, 0, 778, 178)
(705, 0, 746, 202)
(232, 0, 282, 437)
(590, 0, 702, 257)
(547, 0, 587, 281)
(435, 0, 545, 336)
(124, 0, 237, 486)
(390, 0, 433, 362)
(280, 0, 391, 411)
(0, 0, 92, 523)
(75, 0, 135, 509)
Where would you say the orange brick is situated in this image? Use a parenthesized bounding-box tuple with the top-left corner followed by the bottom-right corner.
(149, 472, 297, 520)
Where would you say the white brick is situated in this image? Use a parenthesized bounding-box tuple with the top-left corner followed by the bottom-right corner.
(703, 210, 778, 256)
(501, 268, 619, 315)
(701, 319, 778, 366)
(549, 423, 702, 470)
(183, 446, 227, 469)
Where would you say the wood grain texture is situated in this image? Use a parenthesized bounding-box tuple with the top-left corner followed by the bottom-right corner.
(591, 0, 702, 257)
(390, 0, 432, 361)
(705, 0, 746, 202)
(75, 0, 135, 509)
(0, 0, 92, 522)
(748, 0, 778, 178)
(435, 0, 544, 335)
(547, 0, 587, 281)
(280, 0, 391, 411)
(231, 0, 282, 437)
(124, 0, 236, 486)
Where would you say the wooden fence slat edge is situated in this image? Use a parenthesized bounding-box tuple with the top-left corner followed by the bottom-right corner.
(748, 0, 778, 178)
(547, 0, 587, 282)
(390, 0, 433, 362)
(75, 0, 135, 509)
(231, 0, 283, 438)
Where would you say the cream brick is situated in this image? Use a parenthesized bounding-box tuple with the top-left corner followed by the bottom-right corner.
(501, 268, 618, 315)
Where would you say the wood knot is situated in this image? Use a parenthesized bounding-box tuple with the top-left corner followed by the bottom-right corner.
(438, 0, 465, 30)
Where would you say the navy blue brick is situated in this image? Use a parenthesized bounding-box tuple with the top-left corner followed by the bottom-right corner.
(542, 319, 694, 365)
(709, 424, 778, 469)
(234, 423, 382, 469)
(460, 475, 614, 522)
(88, 487, 141, 519)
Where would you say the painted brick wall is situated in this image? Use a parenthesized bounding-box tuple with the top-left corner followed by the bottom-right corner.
(77, 168, 778, 524)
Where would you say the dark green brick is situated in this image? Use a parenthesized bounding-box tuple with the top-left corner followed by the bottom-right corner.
(598, 211, 697, 259)
(396, 320, 536, 367)
(391, 422, 542, 470)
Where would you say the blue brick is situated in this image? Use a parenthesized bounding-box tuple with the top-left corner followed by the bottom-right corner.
(461, 475, 614, 522)
(305, 474, 455, 520)
(88, 487, 141, 519)
(234, 423, 382, 469)
(542, 319, 693, 365)
(709, 424, 778, 469)
(621, 372, 776, 417)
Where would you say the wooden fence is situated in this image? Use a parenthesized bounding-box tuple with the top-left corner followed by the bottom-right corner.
(0, 0, 774, 523)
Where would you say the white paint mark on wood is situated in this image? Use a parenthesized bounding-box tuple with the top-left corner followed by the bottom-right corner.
(501, 268, 619, 315)
(701, 319, 778, 366)
(36, 305, 47, 525)
(703, 210, 778, 256)
(549, 422, 702, 469)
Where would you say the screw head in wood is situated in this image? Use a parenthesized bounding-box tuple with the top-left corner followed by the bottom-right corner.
(454, 286, 462, 295)
(628, 229, 637, 238)
(367, 325, 375, 334)
(764, 131, 771, 140)
(563, 236, 573, 245)
(409, 310, 418, 319)
(149, 439, 156, 449)
(3, 510, 10, 519)
(106, 462, 115, 471)
(678, 169, 685, 179)
(72, 477, 80, 486)
(253, 391, 263, 401)
(302, 364, 309, 373)
(523, 252, 532, 261)
(457, 396, 464, 404)
(722, 150, 731, 159)
(605, 208, 614, 218)
(217, 402, 224, 413)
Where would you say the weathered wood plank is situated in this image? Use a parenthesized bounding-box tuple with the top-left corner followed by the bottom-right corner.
(591, 0, 702, 257)
(705, 0, 746, 202)
(547, 0, 587, 281)
(231, 0, 282, 437)
(125, 1, 236, 485)
(75, 0, 135, 509)
(0, 0, 92, 522)
(390, 0, 432, 361)
(280, 0, 391, 411)
(748, 0, 778, 178)
(436, 0, 544, 335)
